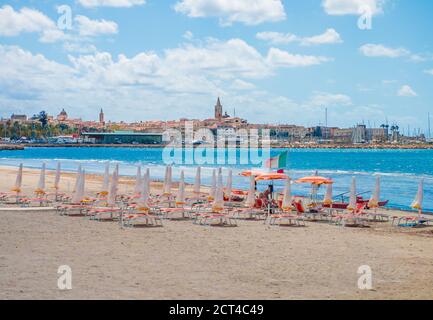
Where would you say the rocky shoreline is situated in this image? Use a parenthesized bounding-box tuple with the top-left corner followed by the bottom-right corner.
(0, 144, 25, 151)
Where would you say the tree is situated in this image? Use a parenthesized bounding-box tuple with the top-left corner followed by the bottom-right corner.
(38, 111, 48, 128)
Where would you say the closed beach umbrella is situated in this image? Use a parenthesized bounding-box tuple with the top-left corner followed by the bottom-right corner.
(281, 178, 292, 212)
(72, 169, 85, 204)
(245, 175, 256, 208)
(108, 165, 119, 206)
(137, 172, 150, 211)
(212, 178, 225, 212)
(176, 170, 186, 205)
(73, 165, 82, 194)
(36, 163, 46, 195)
(54, 162, 61, 191)
(12, 163, 23, 193)
(347, 177, 357, 211)
(134, 166, 142, 195)
(368, 176, 381, 209)
(163, 166, 172, 195)
(411, 179, 424, 214)
(323, 183, 333, 206)
(217, 168, 223, 189)
(193, 166, 201, 194)
(208, 169, 217, 200)
(146, 168, 150, 191)
(101, 162, 110, 195)
(226, 169, 233, 200)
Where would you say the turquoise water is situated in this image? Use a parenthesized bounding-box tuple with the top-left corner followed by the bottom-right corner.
(0, 147, 432, 212)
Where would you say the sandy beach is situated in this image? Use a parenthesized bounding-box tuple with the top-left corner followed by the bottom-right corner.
(1, 165, 433, 300)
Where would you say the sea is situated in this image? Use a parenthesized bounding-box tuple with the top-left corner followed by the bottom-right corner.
(0, 147, 432, 212)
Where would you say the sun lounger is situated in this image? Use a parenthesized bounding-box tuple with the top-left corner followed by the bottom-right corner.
(194, 211, 237, 227)
(391, 215, 433, 227)
(333, 204, 369, 227)
(122, 208, 163, 228)
(267, 210, 305, 227)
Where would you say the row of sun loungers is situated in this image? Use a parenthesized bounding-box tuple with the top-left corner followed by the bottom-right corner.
(2, 189, 432, 229)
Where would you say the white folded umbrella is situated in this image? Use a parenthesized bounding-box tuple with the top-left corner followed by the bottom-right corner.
(245, 175, 256, 208)
(193, 166, 201, 194)
(176, 170, 186, 205)
(226, 169, 233, 200)
(281, 178, 292, 211)
(54, 162, 61, 191)
(13, 163, 23, 193)
(368, 176, 381, 208)
(134, 166, 142, 195)
(36, 163, 46, 194)
(347, 177, 357, 211)
(411, 179, 424, 214)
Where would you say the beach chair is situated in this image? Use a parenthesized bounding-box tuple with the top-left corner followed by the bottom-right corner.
(122, 207, 163, 228)
(391, 215, 433, 228)
(88, 206, 123, 222)
(333, 204, 368, 227)
(194, 210, 237, 227)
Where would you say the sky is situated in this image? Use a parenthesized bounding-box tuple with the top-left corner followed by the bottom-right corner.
(0, 0, 432, 133)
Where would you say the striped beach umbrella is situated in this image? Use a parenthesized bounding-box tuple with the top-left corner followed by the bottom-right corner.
(134, 166, 142, 195)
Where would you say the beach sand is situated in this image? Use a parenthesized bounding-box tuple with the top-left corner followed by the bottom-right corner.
(0, 165, 433, 300)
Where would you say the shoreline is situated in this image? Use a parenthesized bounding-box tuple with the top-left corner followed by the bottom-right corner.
(1, 143, 433, 150)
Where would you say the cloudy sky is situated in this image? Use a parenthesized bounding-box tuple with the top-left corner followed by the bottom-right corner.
(0, 0, 432, 132)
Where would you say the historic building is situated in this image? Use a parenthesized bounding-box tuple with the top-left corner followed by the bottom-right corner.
(57, 109, 68, 121)
(214, 97, 223, 120)
(99, 108, 105, 124)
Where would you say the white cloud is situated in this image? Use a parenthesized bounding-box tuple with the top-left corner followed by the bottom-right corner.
(78, 0, 146, 8)
(75, 15, 118, 37)
(183, 30, 194, 40)
(257, 29, 342, 46)
(0, 5, 118, 44)
(231, 79, 256, 91)
(174, 0, 286, 26)
(424, 69, 433, 75)
(308, 92, 352, 106)
(0, 5, 66, 43)
(266, 48, 331, 68)
(256, 31, 297, 45)
(322, 0, 385, 15)
(359, 44, 409, 58)
(300, 28, 343, 46)
(397, 85, 417, 97)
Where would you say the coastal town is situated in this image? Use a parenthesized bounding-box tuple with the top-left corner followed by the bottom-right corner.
(1, 98, 431, 149)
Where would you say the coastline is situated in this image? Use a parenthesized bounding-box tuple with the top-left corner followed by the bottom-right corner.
(2, 143, 433, 150)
